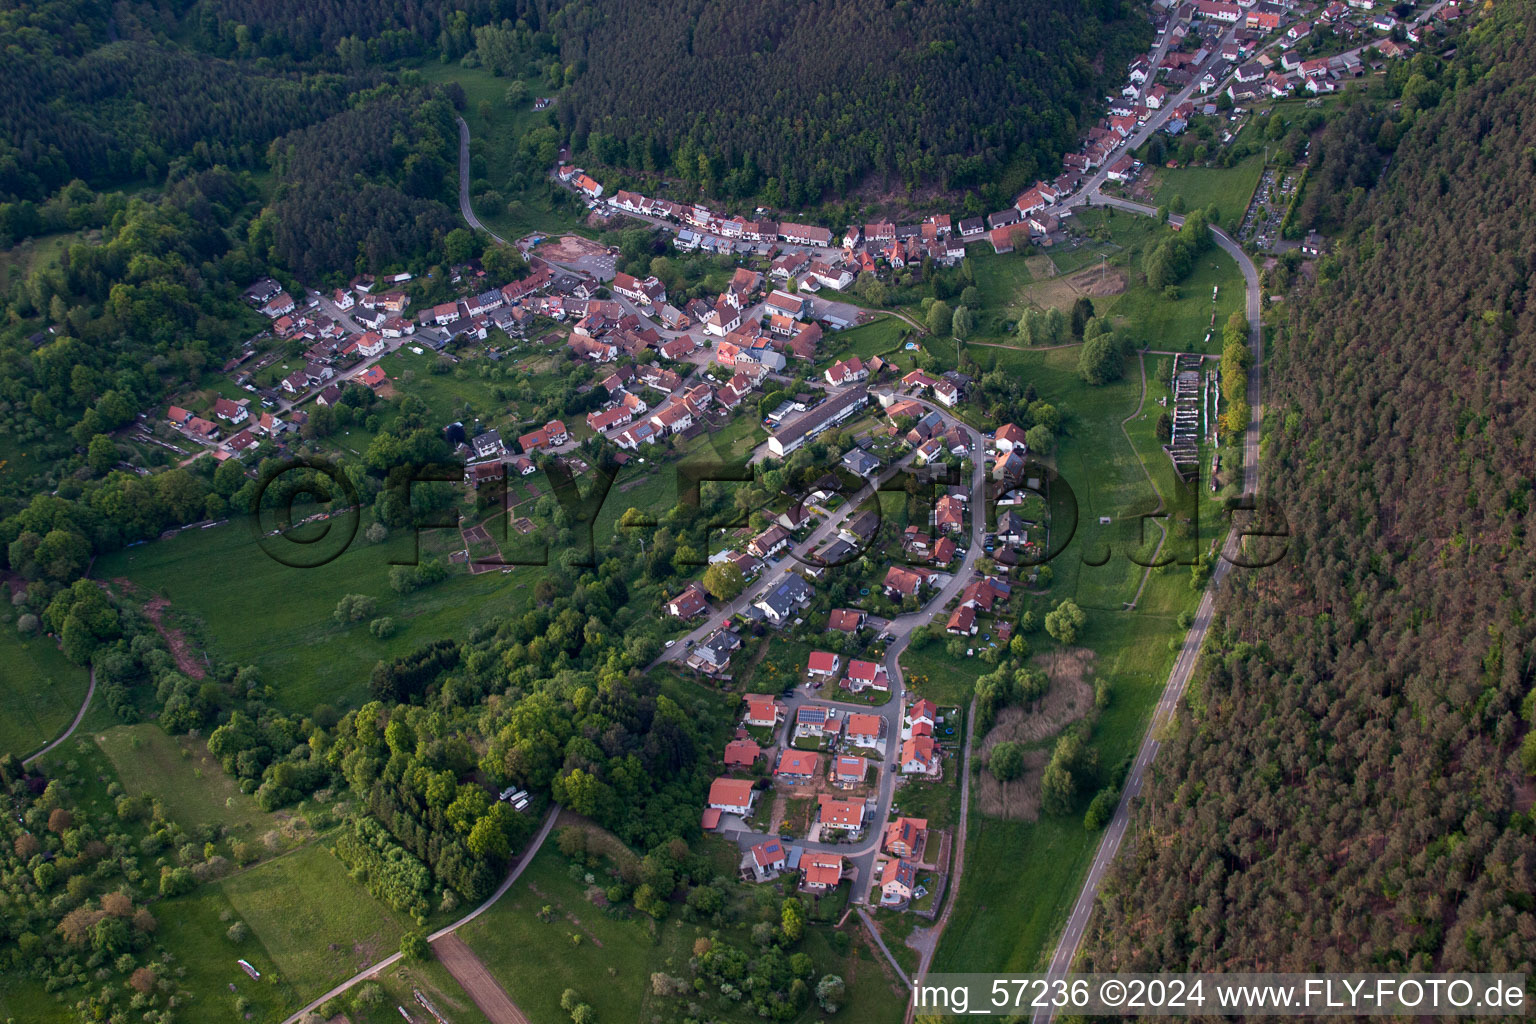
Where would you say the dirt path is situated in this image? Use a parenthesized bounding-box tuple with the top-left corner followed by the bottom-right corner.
(433, 933, 531, 1024)
(126, 586, 206, 680)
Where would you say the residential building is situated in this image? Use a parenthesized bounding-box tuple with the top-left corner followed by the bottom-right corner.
(879, 859, 918, 906)
(774, 749, 823, 783)
(844, 659, 889, 693)
(884, 817, 928, 859)
(807, 651, 842, 679)
(667, 581, 709, 619)
(801, 854, 844, 892)
(845, 713, 884, 750)
(723, 739, 761, 768)
(744, 694, 785, 728)
(818, 796, 865, 831)
(707, 777, 757, 815)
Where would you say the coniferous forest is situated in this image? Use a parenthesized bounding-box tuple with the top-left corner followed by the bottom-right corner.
(1082, 4, 1536, 977)
(553, 0, 1150, 205)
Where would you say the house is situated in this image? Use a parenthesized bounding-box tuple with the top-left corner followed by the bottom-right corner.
(723, 739, 761, 768)
(833, 755, 868, 786)
(883, 565, 933, 600)
(467, 430, 503, 460)
(358, 365, 388, 390)
(884, 817, 928, 859)
(844, 659, 889, 693)
(315, 384, 343, 407)
(767, 388, 870, 457)
(775, 749, 823, 783)
(801, 853, 844, 892)
(959, 576, 1010, 612)
(259, 291, 296, 318)
(574, 173, 603, 198)
(845, 713, 883, 750)
(166, 405, 192, 425)
(807, 651, 842, 679)
(879, 859, 918, 906)
(755, 574, 813, 626)
(901, 736, 940, 776)
(185, 417, 220, 440)
(935, 494, 965, 533)
(932, 379, 960, 407)
(1301, 231, 1328, 257)
(667, 581, 709, 619)
(828, 608, 867, 633)
(994, 423, 1029, 452)
(947, 605, 978, 636)
(748, 524, 791, 559)
(795, 705, 832, 738)
(906, 699, 938, 730)
(212, 398, 248, 424)
(824, 357, 867, 387)
(818, 795, 865, 832)
(587, 405, 633, 433)
(748, 838, 788, 877)
(688, 628, 742, 675)
(744, 695, 785, 728)
(707, 777, 757, 816)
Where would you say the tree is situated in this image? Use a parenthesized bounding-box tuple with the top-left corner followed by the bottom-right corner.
(816, 974, 846, 1012)
(702, 561, 745, 602)
(86, 434, 117, 475)
(780, 898, 805, 944)
(1024, 424, 1054, 454)
(1044, 599, 1086, 645)
(401, 930, 431, 962)
(1077, 331, 1122, 386)
(334, 593, 377, 623)
(1070, 296, 1094, 337)
(989, 741, 1026, 817)
(951, 304, 974, 339)
(926, 300, 953, 336)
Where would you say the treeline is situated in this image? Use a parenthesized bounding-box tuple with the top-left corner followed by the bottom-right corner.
(554, 0, 1149, 205)
(1084, 3, 1536, 977)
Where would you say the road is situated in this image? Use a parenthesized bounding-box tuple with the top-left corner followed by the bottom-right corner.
(1030, 181, 1264, 1023)
(279, 804, 559, 1024)
(22, 667, 96, 767)
(655, 394, 987, 904)
(457, 117, 509, 246)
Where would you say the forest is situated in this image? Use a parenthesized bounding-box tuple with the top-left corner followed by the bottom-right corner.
(551, 0, 1150, 207)
(1083, 2, 1536, 978)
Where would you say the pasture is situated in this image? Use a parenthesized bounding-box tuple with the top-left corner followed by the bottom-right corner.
(0, 627, 89, 758)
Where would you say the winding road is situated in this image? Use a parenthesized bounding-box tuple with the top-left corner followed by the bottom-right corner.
(22, 667, 96, 767)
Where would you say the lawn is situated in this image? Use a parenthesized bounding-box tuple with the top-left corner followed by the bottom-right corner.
(816, 315, 911, 368)
(899, 640, 985, 705)
(93, 723, 275, 837)
(155, 883, 304, 1024)
(0, 626, 90, 758)
(93, 516, 549, 716)
(1151, 152, 1267, 229)
(218, 843, 414, 1004)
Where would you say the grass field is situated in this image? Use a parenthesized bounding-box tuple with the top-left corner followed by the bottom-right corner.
(816, 315, 912, 368)
(934, 611, 1187, 974)
(0, 627, 90, 758)
(94, 723, 274, 836)
(461, 841, 907, 1024)
(219, 843, 413, 1003)
(94, 516, 547, 715)
(344, 960, 492, 1024)
(1151, 153, 1267, 229)
(155, 883, 304, 1024)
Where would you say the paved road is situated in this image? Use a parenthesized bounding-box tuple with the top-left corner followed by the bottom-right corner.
(659, 394, 988, 902)
(23, 667, 95, 767)
(280, 805, 559, 1024)
(457, 117, 509, 246)
(1030, 185, 1264, 1024)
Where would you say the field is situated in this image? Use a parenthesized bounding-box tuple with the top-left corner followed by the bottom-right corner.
(816, 315, 912, 368)
(0, 626, 91, 758)
(93, 516, 548, 715)
(952, 210, 1244, 354)
(342, 959, 492, 1024)
(218, 843, 413, 1002)
(94, 723, 274, 836)
(1150, 152, 1267, 229)
(460, 840, 907, 1024)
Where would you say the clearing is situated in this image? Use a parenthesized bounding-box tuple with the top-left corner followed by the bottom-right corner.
(434, 933, 531, 1024)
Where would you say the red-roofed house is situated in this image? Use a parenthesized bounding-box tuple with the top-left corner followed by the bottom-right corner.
(845, 713, 884, 750)
(880, 858, 917, 906)
(884, 817, 928, 859)
(994, 423, 1029, 452)
(844, 659, 889, 693)
(807, 651, 841, 678)
(744, 695, 784, 728)
(947, 605, 977, 636)
(828, 608, 866, 633)
(775, 749, 823, 783)
(213, 398, 248, 424)
(667, 581, 709, 619)
(708, 777, 757, 815)
(724, 739, 762, 768)
(901, 736, 940, 776)
(833, 755, 868, 785)
(818, 795, 865, 831)
(801, 853, 844, 892)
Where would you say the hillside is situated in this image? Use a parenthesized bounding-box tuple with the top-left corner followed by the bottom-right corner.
(1082, 6, 1536, 975)
(552, 0, 1150, 206)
